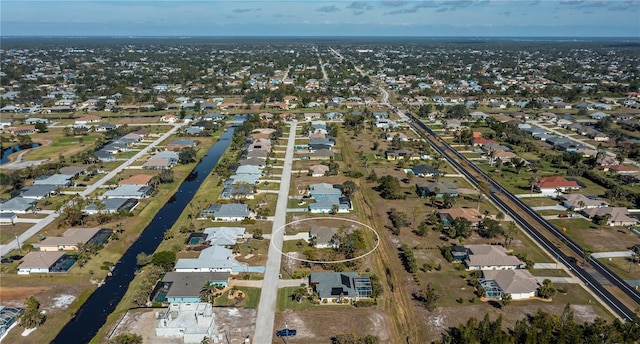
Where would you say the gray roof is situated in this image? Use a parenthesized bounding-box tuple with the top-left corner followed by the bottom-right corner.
(0, 197, 36, 212)
(465, 245, 525, 268)
(20, 184, 58, 199)
(310, 272, 364, 299)
(482, 269, 539, 294)
(203, 227, 245, 246)
(235, 165, 263, 175)
(162, 271, 230, 299)
(309, 183, 341, 197)
(174, 246, 236, 270)
(84, 198, 138, 214)
(33, 174, 73, 187)
(59, 166, 87, 176)
(153, 150, 179, 160)
(201, 203, 250, 219)
(226, 174, 261, 185)
(309, 226, 339, 246)
(417, 181, 458, 195)
(18, 251, 65, 270)
(103, 185, 151, 199)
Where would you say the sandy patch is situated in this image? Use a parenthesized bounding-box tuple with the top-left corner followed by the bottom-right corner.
(51, 294, 76, 309)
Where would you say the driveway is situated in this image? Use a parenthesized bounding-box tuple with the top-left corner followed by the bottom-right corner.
(254, 121, 297, 344)
(0, 123, 184, 257)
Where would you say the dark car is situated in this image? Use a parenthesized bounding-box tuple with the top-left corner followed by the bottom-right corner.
(10, 255, 24, 261)
(1, 258, 12, 263)
(558, 214, 569, 218)
(276, 329, 297, 337)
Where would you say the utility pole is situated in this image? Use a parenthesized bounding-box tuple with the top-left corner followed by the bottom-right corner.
(15, 235, 21, 253)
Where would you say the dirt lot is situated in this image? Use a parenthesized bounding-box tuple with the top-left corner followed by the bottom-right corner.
(109, 307, 256, 344)
(273, 308, 391, 343)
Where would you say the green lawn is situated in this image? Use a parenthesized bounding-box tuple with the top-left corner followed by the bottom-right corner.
(277, 287, 319, 311)
(214, 287, 261, 308)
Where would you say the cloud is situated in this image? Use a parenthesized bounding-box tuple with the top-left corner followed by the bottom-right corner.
(232, 8, 252, 13)
(385, 1, 439, 14)
(316, 5, 340, 12)
(381, 0, 409, 7)
(346, 1, 374, 11)
(559, 0, 639, 11)
(353, 10, 365, 15)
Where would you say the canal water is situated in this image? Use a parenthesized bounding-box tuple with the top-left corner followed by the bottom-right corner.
(52, 128, 235, 343)
(0, 143, 40, 164)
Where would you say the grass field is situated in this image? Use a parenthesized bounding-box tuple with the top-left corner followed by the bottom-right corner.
(277, 287, 320, 311)
(214, 287, 261, 308)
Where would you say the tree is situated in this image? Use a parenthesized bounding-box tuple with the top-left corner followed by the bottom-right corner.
(136, 252, 152, 266)
(18, 134, 33, 147)
(582, 249, 592, 267)
(442, 192, 456, 209)
(451, 217, 472, 239)
(19, 296, 46, 329)
(199, 282, 223, 303)
(109, 334, 143, 344)
(178, 147, 197, 164)
(500, 292, 512, 309)
(538, 279, 557, 299)
(414, 283, 441, 311)
(291, 286, 308, 302)
(252, 228, 263, 239)
(375, 175, 405, 200)
(152, 250, 176, 271)
(35, 122, 48, 132)
(342, 180, 357, 197)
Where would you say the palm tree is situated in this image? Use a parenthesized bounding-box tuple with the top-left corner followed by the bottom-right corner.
(199, 283, 223, 303)
(500, 293, 512, 309)
(582, 249, 592, 267)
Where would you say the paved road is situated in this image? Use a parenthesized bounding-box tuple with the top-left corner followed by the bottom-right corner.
(230, 278, 307, 289)
(0, 123, 184, 257)
(254, 121, 297, 344)
(534, 276, 581, 284)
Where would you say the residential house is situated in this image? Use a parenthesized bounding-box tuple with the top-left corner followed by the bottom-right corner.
(174, 245, 236, 272)
(84, 198, 138, 215)
(33, 174, 74, 187)
(438, 208, 483, 227)
(310, 272, 372, 302)
(535, 176, 581, 194)
(381, 132, 410, 142)
(385, 149, 420, 161)
(309, 164, 329, 177)
(464, 244, 526, 271)
(0, 197, 36, 213)
(19, 184, 58, 200)
(219, 183, 255, 200)
(309, 226, 339, 248)
(199, 203, 250, 221)
(34, 227, 107, 251)
(155, 302, 214, 344)
(479, 269, 539, 300)
(119, 174, 154, 186)
(102, 185, 152, 199)
(203, 227, 246, 246)
(410, 165, 442, 178)
(9, 125, 36, 135)
(582, 207, 638, 227)
(161, 114, 178, 123)
(561, 194, 609, 211)
(167, 139, 198, 151)
(0, 213, 18, 224)
(160, 272, 230, 303)
(603, 164, 640, 175)
(75, 115, 101, 125)
(17, 251, 71, 274)
(308, 183, 351, 213)
(416, 181, 459, 198)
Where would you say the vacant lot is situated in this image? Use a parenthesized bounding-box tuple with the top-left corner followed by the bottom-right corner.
(273, 308, 391, 343)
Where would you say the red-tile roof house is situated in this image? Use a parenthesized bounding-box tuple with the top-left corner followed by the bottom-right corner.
(603, 164, 640, 175)
(472, 137, 497, 147)
(535, 176, 581, 193)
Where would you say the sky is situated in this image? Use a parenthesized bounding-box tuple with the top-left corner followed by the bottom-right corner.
(2, 0, 639, 37)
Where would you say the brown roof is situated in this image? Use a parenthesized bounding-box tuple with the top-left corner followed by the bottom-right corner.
(143, 158, 170, 167)
(438, 208, 482, 223)
(482, 269, 538, 294)
(36, 227, 102, 249)
(19, 251, 66, 269)
(536, 176, 580, 189)
(465, 245, 524, 268)
(119, 174, 154, 186)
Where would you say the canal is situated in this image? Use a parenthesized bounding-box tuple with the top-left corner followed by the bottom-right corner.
(52, 127, 235, 343)
(0, 143, 40, 164)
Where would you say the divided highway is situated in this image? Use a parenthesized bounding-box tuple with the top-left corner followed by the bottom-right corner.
(406, 113, 640, 322)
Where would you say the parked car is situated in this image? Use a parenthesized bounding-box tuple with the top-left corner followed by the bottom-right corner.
(558, 214, 569, 218)
(276, 329, 297, 337)
(1, 258, 12, 263)
(10, 255, 23, 261)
